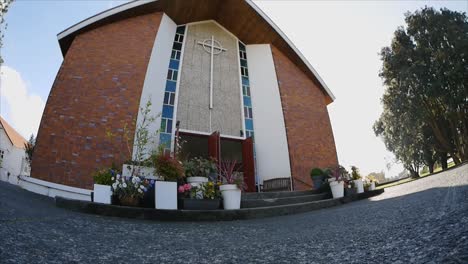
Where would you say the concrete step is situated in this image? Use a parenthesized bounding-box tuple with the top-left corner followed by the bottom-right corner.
(241, 192, 331, 208)
(242, 189, 322, 200)
(55, 189, 385, 221)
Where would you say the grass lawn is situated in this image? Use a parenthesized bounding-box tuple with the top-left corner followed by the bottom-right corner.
(376, 160, 456, 190)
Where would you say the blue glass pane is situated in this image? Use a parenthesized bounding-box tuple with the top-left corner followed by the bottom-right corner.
(162, 105, 174, 118)
(242, 77, 249, 86)
(240, 59, 247, 67)
(245, 119, 254, 130)
(243, 96, 251, 107)
(169, 59, 179, 70)
(176, 26, 185, 34)
(165, 80, 176, 92)
(167, 119, 173, 133)
(173, 42, 182, 51)
(159, 133, 172, 148)
(239, 42, 246, 51)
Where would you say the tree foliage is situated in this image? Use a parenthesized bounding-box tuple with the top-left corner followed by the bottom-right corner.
(24, 134, 35, 164)
(375, 7, 467, 175)
(0, 0, 15, 66)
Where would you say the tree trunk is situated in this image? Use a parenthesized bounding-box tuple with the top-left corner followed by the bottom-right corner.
(428, 163, 434, 174)
(439, 152, 448, 170)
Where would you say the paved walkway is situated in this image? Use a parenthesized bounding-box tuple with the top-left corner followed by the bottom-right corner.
(1, 164, 467, 264)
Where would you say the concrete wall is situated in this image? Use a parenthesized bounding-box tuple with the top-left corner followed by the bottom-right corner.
(32, 13, 164, 189)
(271, 46, 338, 190)
(133, 13, 177, 160)
(245, 44, 291, 183)
(177, 21, 243, 137)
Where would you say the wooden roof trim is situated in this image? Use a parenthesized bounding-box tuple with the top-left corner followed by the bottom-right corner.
(56, 0, 335, 102)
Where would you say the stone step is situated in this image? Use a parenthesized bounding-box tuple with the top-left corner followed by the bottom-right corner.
(55, 189, 385, 221)
(241, 192, 331, 208)
(242, 189, 322, 200)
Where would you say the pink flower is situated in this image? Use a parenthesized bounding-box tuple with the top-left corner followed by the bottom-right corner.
(178, 186, 185, 193)
(184, 184, 191, 191)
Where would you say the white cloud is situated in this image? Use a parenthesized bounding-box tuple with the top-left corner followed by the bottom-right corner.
(0, 66, 45, 139)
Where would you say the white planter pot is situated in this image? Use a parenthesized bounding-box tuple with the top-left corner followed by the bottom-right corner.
(220, 184, 241, 210)
(329, 181, 344, 198)
(369, 182, 376, 191)
(93, 184, 111, 204)
(122, 164, 157, 178)
(354, 179, 364, 193)
(187, 176, 208, 199)
(155, 181, 177, 210)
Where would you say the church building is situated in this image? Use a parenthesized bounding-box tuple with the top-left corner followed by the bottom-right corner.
(31, 0, 338, 195)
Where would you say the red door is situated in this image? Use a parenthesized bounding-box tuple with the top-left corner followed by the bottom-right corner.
(208, 131, 221, 165)
(242, 137, 256, 192)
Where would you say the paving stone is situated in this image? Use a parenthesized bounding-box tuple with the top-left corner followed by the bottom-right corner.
(0, 164, 467, 263)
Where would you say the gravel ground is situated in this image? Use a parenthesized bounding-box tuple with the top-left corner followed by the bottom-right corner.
(1, 164, 467, 264)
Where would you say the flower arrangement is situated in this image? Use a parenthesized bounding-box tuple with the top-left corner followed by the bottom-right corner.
(184, 157, 217, 178)
(366, 175, 379, 184)
(178, 182, 221, 200)
(153, 152, 185, 182)
(327, 165, 348, 183)
(93, 167, 118, 186)
(217, 160, 244, 189)
(112, 174, 150, 206)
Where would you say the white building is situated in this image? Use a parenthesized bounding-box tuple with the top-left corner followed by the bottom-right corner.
(0, 116, 30, 185)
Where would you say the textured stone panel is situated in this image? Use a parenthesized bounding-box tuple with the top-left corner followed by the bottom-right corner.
(177, 22, 242, 136)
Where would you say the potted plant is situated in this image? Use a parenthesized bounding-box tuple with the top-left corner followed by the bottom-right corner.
(184, 157, 217, 197)
(153, 152, 185, 210)
(327, 166, 346, 199)
(366, 175, 378, 191)
(112, 174, 149, 206)
(218, 160, 243, 210)
(310, 167, 326, 190)
(344, 180, 357, 196)
(351, 166, 364, 193)
(178, 182, 221, 210)
(92, 167, 116, 204)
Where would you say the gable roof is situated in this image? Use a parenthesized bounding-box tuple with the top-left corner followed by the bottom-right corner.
(56, 0, 335, 104)
(0, 116, 27, 149)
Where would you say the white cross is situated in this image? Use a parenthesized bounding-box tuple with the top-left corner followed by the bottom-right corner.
(197, 36, 227, 110)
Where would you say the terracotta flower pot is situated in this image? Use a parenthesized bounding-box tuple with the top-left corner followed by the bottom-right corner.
(119, 196, 140, 207)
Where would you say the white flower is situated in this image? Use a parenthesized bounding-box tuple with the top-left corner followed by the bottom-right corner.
(132, 177, 137, 184)
(122, 183, 127, 188)
(138, 189, 142, 193)
(112, 183, 117, 189)
(119, 184, 122, 188)
(116, 174, 121, 179)
(140, 185, 144, 189)
(111, 177, 115, 180)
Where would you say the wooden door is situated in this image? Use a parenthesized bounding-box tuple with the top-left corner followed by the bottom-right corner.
(208, 131, 221, 164)
(242, 137, 256, 192)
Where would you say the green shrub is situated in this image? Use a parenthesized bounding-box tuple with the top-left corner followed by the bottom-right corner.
(92, 168, 117, 185)
(310, 168, 324, 178)
(351, 166, 362, 180)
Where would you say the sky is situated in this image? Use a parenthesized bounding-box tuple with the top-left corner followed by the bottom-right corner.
(1, 0, 467, 178)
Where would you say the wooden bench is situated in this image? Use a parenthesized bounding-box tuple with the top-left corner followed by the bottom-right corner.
(261, 178, 291, 192)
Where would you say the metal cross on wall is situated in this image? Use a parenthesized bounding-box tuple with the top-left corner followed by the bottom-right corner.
(197, 36, 227, 110)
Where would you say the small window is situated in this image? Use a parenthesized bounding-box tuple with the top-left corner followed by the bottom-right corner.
(0, 149, 4, 159)
(167, 69, 178, 81)
(160, 118, 173, 134)
(239, 50, 247, 60)
(244, 106, 253, 119)
(171, 50, 181, 60)
(243, 85, 251, 97)
(163, 92, 175, 105)
(174, 33, 184, 43)
(241, 67, 249, 77)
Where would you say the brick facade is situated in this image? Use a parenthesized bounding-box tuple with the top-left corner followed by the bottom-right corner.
(31, 13, 163, 189)
(271, 45, 338, 191)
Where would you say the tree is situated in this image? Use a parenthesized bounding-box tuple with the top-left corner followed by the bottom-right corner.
(0, 0, 15, 66)
(377, 7, 468, 169)
(24, 134, 35, 164)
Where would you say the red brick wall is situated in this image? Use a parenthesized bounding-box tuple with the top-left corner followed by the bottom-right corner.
(31, 13, 163, 189)
(271, 45, 338, 191)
